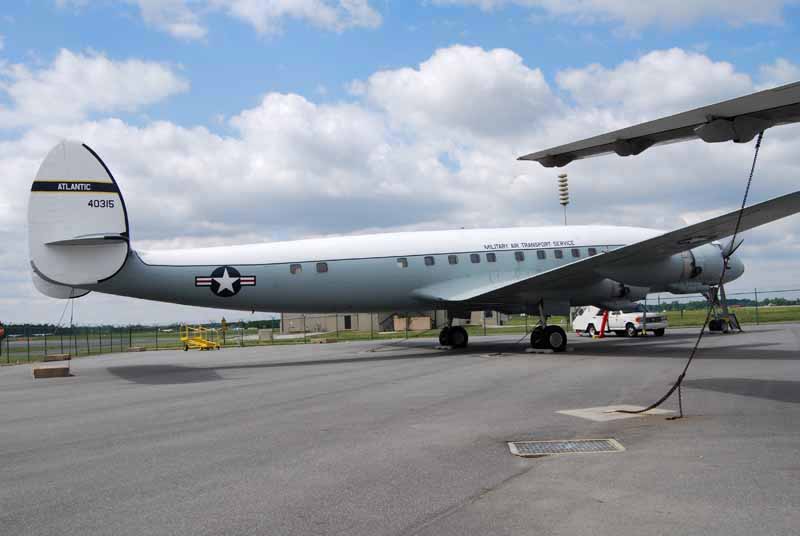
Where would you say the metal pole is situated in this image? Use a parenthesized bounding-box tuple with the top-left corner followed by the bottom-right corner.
(99, 327, 102, 353)
(155, 327, 158, 350)
(86, 328, 90, 355)
(483, 312, 486, 337)
(303, 315, 307, 343)
(60, 332, 64, 354)
(370, 313, 374, 340)
(26, 326, 30, 362)
(754, 288, 760, 325)
(129, 326, 132, 349)
(336, 314, 339, 339)
(44, 333, 48, 357)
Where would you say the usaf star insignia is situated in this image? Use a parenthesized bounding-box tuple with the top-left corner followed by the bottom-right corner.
(195, 266, 256, 297)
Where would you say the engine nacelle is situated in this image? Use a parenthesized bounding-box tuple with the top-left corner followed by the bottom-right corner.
(574, 278, 649, 310)
(596, 243, 726, 290)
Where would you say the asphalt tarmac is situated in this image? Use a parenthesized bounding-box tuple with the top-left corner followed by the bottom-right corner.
(2, 324, 799, 536)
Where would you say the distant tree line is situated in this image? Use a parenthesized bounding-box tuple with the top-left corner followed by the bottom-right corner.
(646, 297, 800, 311)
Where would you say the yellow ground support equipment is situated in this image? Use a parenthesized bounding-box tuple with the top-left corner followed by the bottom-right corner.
(180, 325, 221, 351)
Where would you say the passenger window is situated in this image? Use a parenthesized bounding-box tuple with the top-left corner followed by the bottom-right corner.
(425, 256, 435, 266)
(486, 253, 496, 263)
(316, 262, 328, 273)
(290, 264, 302, 274)
(571, 248, 580, 258)
(397, 258, 408, 268)
(588, 248, 597, 256)
(554, 249, 563, 259)
(514, 251, 525, 262)
(470, 253, 480, 264)
(536, 250, 546, 260)
(448, 255, 459, 265)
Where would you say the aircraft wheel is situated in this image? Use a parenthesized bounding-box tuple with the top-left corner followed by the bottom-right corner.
(587, 324, 597, 337)
(545, 325, 567, 352)
(438, 327, 451, 346)
(183, 345, 188, 351)
(654, 328, 665, 337)
(530, 326, 546, 348)
(625, 323, 639, 337)
(450, 326, 469, 348)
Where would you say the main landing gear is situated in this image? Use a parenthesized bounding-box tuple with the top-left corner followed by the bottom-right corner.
(439, 324, 469, 348)
(705, 285, 742, 333)
(530, 300, 567, 352)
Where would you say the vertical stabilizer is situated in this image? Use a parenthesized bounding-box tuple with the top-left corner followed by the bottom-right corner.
(28, 141, 130, 294)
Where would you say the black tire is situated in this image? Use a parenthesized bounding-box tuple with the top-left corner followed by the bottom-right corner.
(450, 326, 469, 348)
(613, 330, 625, 337)
(625, 323, 639, 337)
(587, 324, 597, 337)
(653, 328, 665, 337)
(708, 319, 722, 332)
(530, 326, 546, 348)
(438, 327, 451, 346)
(183, 345, 188, 351)
(545, 325, 567, 352)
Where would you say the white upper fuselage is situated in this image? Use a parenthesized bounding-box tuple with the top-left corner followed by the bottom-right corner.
(137, 225, 650, 266)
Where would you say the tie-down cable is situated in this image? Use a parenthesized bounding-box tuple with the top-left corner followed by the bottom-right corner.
(619, 130, 766, 419)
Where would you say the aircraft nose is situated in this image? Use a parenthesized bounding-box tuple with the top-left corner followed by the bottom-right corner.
(724, 253, 745, 282)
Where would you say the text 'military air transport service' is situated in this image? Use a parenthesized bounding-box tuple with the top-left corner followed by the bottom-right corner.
(28, 82, 800, 352)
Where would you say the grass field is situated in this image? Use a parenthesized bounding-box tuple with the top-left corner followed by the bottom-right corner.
(2, 306, 799, 366)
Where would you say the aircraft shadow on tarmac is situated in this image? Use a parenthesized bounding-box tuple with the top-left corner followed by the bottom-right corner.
(106, 350, 452, 385)
(683, 378, 800, 404)
(106, 330, 799, 385)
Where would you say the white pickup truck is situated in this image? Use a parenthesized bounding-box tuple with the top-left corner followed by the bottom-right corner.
(573, 306, 668, 337)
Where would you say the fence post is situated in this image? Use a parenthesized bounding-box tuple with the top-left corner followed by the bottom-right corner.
(155, 327, 158, 350)
(336, 314, 339, 339)
(483, 312, 486, 337)
(44, 333, 48, 357)
(86, 328, 90, 355)
(5, 335, 8, 364)
(370, 313, 374, 340)
(73, 327, 78, 357)
(129, 326, 132, 349)
(26, 326, 30, 362)
(754, 288, 760, 325)
(303, 315, 307, 344)
(60, 332, 64, 354)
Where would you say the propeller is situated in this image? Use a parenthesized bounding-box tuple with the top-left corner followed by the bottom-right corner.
(722, 237, 744, 258)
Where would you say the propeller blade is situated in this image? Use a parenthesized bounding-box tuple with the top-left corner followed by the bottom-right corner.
(723, 237, 744, 258)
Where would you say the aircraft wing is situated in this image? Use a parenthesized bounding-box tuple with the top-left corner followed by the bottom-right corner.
(519, 81, 800, 167)
(414, 190, 800, 304)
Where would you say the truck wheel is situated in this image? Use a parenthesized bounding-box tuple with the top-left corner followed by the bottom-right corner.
(654, 328, 665, 337)
(587, 324, 597, 337)
(625, 323, 639, 338)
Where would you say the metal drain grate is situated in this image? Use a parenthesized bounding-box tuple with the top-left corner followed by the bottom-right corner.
(508, 438, 624, 457)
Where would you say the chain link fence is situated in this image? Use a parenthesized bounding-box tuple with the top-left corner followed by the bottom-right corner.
(2, 287, 798, 364)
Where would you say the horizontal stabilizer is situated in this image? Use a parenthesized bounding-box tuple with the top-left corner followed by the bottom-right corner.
(45, 233, 129, 246)
(520, 81, 800, 167)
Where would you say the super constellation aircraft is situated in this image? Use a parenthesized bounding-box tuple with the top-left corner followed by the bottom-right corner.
(28, 83, 800, 352)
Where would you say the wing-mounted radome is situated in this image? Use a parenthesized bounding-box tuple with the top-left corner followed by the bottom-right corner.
(28, 141, 130, 297)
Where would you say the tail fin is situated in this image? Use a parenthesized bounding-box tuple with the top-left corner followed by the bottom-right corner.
(28, 141, 130, 296)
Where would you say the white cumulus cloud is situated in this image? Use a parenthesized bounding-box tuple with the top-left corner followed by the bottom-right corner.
(2, 45, 800, 323)
(0, 49, 189, 127)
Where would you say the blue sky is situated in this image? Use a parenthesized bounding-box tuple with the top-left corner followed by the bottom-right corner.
(2, 1, 800, 324)
(5, 2, 800, 129)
